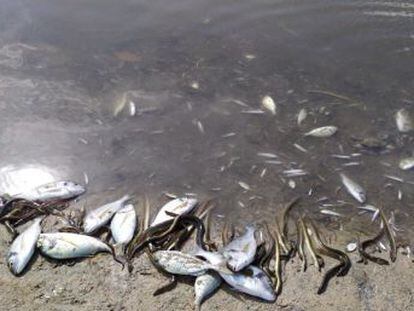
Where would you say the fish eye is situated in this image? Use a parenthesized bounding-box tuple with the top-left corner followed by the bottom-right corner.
(63, 182, 68, 186)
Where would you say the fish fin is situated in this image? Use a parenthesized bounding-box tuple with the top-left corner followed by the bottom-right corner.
(210, 263, 233, 275)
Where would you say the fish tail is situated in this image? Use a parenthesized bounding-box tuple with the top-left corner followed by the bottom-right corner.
(210, 263, 233, 275)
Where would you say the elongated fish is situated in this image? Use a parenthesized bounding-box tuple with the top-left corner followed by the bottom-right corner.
(220, 265, 276, 301)
(83, 195, 130, 233)
(152, 250, 230, 276)
(399, 157, 414, 170)
(395, 108, 413, 132)
(304, 126, 337, 138)
(222, 225, 257, 271)
(194, 272, 222, 310)
(150, 197, 197, 227)
(110, 203, 136, 245)
(37, 232, 111, 259)
(11, 181, 85, 202)
(340, 173, 366, 203)
(7, 217, 42, 275)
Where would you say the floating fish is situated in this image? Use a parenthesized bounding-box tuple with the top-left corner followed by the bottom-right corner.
(340, 173, 366, 203)
(11, 181, 85, 202)
(395, 108, 413, 132)
(304, 126, 337, 138)
(194, 272, 222, 310)
(152, 250, 230, 276)
(222, 225, 257, 272)
(83, 195, 131, 233)
(37, 232, 111, 259)
(261, 95, 276, 115)
(7, 217, 42, 275)
(151, 197, 198, 227)
(220, 265, 276, 301)
(297, 108, 307, 125)
(399, 157, 414, 170)
(110, 203, 137, 245)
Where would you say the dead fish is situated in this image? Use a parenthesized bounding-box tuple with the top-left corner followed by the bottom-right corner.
(83, 195, 131, 233)
(220, 265, 276, 301)
(222, 225, 257, 271)
(37, 232, 111, 259)
(297, 108, 307, 125)
(304, 126, 337, 138)
(7, 217, 42, 275)
(238, 181, 250, 191)
(11, 181, 85, 202)
(110, 203, 137, 245)
(194, 272, 222, 310)
(399, 157, 414, 170)
(151, 197, 198, 227)
(261, 95, 276, 115)
(340, 173, 366, 203)
(152, 250, 230, 276)
(395, 108, 413, 132)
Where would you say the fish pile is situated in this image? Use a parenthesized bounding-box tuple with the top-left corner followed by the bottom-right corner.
(0, 178, 405, 310)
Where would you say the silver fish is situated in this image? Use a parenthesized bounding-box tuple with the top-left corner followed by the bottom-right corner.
(194, 272, 222, 310)
(220, 265, 276, 301)
(261, 95, 276, 115)
(37, 232, 111, 259)
(340, 173, 366, 203)
(152, 250, 229, 276)
(12, 181, 85, 202)
(83, 195, 130, 233)
(150, 197, 197, 227)
(399, 157, 414, 170)
(222, 225, 257, 271)
(110, 203, 136, 245)
(297, 108, 307, 125)
(304, 126, 337, 137)
(7, 217, 42, 275)
(395, 108, 413, 132)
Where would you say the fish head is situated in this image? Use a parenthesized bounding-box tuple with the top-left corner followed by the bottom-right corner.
(6, 251, 23, 275)
(57, 181, 86, 198)
(82, 215, 99, 233)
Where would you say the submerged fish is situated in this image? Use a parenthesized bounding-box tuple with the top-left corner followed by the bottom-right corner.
(110, 203, 137, 245)
(340, 173, 366, 203)
(395, 108, 413, 132)
(261, 95, 276, 115)
(222, 225, 257, 271)
(220, 265, 276, 301)
(194, 272, 222, 310)
(150, 197, 197, 227)
(304, 126, 337, 138)
(7, 217, 42, 275)
(297, 108, 307, 126)
(152, 250, 229, 276)
(399, 157, 414, 170)
(83, 195, 130, 233)
(37, 232, 111, 259)
(11, 181, 85, 202)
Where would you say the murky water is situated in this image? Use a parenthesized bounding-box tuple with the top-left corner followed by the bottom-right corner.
(1, 0, 413, 245)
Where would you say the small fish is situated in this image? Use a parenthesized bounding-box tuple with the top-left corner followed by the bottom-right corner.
(297, 108, 307, 125)
(7, 217, 42, 275)
(241, 109, 265, 114)
(194, 272, 222, 310)
(399, 157, 414, 170)
(220, 265, 276, 301)
(340, 173, 366, 203)
(110, 203, 137, 245)
(257, 152, 278, 158)
(152, 250, 229, 276)
(238, 181, 250, 191)
(129, 101, 136, 116)
(150, 197, 198, 227)
(37, 232, 111, 259)
(83, 195, 131, 233)
(395, 108, 413, 132)
(304, 126, 337, 138)
(261, 95, 276, 115)
(222, 225, 257, 272)
(11, 181, 85, 202)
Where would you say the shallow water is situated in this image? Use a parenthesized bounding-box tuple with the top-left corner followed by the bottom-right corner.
(0, 0, 413, 245)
